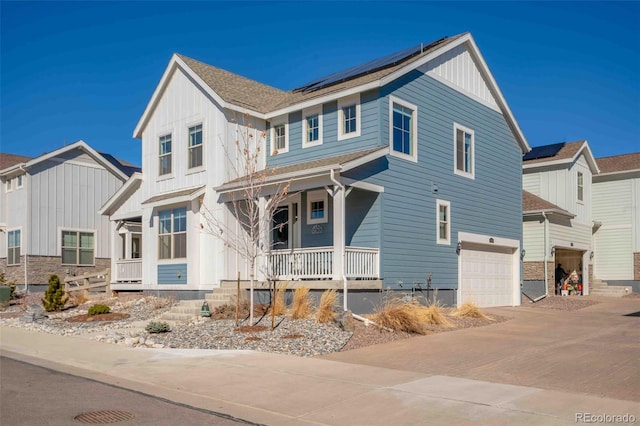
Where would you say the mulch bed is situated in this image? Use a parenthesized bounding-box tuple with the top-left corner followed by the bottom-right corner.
(66, 313, 130, 322)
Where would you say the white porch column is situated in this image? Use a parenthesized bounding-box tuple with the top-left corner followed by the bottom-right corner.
(332, 184, 345, 282)
(257, 196, 268, 281)
(124, 232, 132, 260)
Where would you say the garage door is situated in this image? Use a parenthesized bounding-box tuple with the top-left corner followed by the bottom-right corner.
(460, 242, 515, 307)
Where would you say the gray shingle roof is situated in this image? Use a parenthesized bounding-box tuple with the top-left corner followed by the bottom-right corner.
(523, 141, 586, 165)
(596, 152, 640, 174)
(0, 153, 31, 170)
(177, 34, 467, 114)
(523, 190, 573, 217)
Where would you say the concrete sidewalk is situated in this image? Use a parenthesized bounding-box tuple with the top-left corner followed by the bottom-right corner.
(2, 318, 638, 425)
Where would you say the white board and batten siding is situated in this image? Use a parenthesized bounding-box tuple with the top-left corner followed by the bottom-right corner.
(138, 66, 266, 289)
(28, 155, 122, 258)
(592, 177, 638, 280)
(457, 232, 521, 308)
(424, 43, 499, 112)
(523, 220, 545, 261)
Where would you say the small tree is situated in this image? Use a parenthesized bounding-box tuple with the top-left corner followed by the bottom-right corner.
(201, 117, 290, 324)
(42, 274, 68, 312)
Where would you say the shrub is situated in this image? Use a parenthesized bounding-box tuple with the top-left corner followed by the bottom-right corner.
(271, 282, 287, 316)
(42, 274, 68, 312)
(290, 286, 312, 320)
(0, 272, 17, 300)
(145, 321, 171, 333)
(69, 290, 89, 306)
(87, 304, 111, 316)
(418, 301, 453, 327)
(451, 302, 493, 320)
(316, 289, 337, 323)
(369, 299, 427, 334)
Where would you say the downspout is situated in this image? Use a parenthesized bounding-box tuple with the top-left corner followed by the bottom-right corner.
(536, 212, 549, 302)
(20, 165, 29, 293)
(329, 169, 348, 311)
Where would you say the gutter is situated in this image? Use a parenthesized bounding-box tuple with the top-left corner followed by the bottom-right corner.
(20, 164, 29, 293)
(533, 212, 550, 302)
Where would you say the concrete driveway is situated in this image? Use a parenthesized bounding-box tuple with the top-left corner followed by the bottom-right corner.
(321, 296, 640, 402)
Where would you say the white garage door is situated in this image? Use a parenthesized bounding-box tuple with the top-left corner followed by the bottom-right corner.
(460, 242, 515, 307)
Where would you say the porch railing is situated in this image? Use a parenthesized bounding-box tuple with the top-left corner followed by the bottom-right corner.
(115, 259, 142, 283)
(268, 246, 379, 280)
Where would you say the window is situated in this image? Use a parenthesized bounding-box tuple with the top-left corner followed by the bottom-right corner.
(436, 200, 451, 245)
(159, 134, 172, 176)
(7, 229, 20, 265)
(454, 123, 475, 178)
(158, 207, 187, 259)
(6, 178, 12, 192)
(337, 95, 361, 140)
(16, 175, 23, 188)
(577, 172, 584, 202)
(389, 96, 417, 161)
(302, 106, 323, 147)
(307, 190, 328, 224)
(61, 230, 94, 265)
(270, 119, 289, 154)
(188, 124, 203, 169)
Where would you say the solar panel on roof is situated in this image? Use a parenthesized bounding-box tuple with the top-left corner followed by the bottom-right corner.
(294, 37, 449, 93)
(523, 142, 565, 161)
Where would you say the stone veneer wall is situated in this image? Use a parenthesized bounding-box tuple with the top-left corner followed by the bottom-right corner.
(523, 261, 555, 295)
(634, 253, 640, 281)
(0, 256, 110, 285)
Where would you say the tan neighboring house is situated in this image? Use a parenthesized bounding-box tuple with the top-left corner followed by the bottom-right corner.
(592, 152, 640, 281)
(521, 141, 599, 296)
(0, 141, 139, 286)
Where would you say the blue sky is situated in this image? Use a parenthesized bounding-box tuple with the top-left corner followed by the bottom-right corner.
(1, 1, 639, 166)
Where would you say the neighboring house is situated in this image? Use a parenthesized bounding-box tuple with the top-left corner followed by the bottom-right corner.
(522, 141, 600, 296)
(102, 32, 530, 309)
(0, 141, 139, 286)
(592, 152, 640, 281)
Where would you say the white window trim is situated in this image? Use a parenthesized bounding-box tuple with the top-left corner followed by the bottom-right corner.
(7, 227, 21, 266)
(15, 174, 24, 189)
(337, 94, 361, 141)
(6, 178, 12, 192)
(157, 207, 188, 260)
(453, 122, 475, 179)
(388, 95, 418, 162)
(187, 123, 204, 171)
(270, 116, 289, 155)
(58, 227, 96, 266)
(307, 189, 328, 225)
(158, 132, 173, 180)
(577, 171, 584, 203)
(436, 199, 451, 245)
(302, 105, 323, 148)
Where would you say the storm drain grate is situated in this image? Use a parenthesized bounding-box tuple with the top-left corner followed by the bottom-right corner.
(74, 410, 136, 424)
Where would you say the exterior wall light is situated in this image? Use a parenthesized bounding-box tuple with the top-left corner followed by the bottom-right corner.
(521, 249, 526, 260)
(456, 241, 462, 255)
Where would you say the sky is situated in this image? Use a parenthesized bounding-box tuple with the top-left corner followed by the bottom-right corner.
(1, 1, 639, 166)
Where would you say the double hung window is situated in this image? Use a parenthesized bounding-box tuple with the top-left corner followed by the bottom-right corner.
(7, 229, 20, 265)
(159, 134, 172, 176)
(62, 230, 95, 265)
(158, 207, 187, 259)
(188, 124, 203, 169)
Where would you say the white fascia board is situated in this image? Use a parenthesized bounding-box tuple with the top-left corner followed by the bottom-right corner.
(573, 142, 600, 174)
(216, 165, 339, 194)
(0, 163, 27, 176)
(99, 173, 143, 216)
(381, 34, 530, 154)
(458, 231, 520, 249)
(133, 54, 265, 139)
(340, 147, 389, 173)
(594, 169, 640, 179)
(523, 158, 573, 170)
(265, 82, 379, 119)
(523, 209, 575, 219)
(21, 140, 129, 182)
(111, 210, 144, 222)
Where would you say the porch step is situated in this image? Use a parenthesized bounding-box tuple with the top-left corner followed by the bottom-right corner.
(158, 289, 237, 322)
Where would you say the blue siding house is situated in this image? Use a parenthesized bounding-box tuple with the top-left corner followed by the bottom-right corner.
(107, 32, 530, 309)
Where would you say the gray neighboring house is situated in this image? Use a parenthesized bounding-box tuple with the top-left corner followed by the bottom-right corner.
(108, 32, 530, 309)
(0, 141, 139, 287)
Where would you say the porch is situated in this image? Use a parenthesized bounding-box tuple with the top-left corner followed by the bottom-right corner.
(114, 259, 143, 283)
(269, 246, 379, 280)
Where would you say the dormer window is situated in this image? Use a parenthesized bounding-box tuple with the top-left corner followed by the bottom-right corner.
(577, 172, 584, 202)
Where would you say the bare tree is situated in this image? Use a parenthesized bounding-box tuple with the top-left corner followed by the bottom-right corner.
(201, 117, 290, 324)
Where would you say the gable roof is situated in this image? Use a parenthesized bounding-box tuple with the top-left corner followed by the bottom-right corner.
(98, 152, 142, 177)
(0, 141, 135, 181)
(523, 190, 574, 218)
(99, 172, 143, 216)
(0, 153, 32, 170)
(134, 33, 530, 153)
(523, 140, 599, 173)
(596, 152, 640, 175)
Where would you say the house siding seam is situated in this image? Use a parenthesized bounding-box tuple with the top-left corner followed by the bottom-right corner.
(367, 71, 522, 289)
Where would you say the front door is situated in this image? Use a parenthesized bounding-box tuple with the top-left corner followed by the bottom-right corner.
(272, 206, 289, 249)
